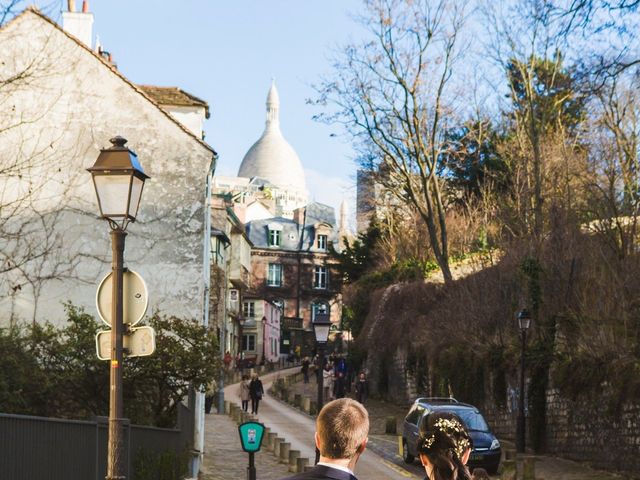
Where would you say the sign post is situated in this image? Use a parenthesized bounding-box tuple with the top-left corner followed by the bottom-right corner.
(238, 421, 265, 480)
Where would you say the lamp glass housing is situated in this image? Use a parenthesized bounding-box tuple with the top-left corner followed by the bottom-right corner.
(313, 313, 331, 343)
(518, 309, 532, 331)
(87, 136, 149, 230)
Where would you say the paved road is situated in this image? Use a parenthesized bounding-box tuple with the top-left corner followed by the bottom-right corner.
(201, 412, 291, 480)
(224, 368, 420, 480)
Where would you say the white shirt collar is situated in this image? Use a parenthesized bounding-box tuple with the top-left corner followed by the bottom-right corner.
(317, 461, 354, 476)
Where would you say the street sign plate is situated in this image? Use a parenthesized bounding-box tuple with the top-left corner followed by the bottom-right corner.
(127, 326, 156, 357)
(238, 421, 265, 453)
(96, 270, 148, 327)
(95, 326, 156, 360)
(96, 330, 111, 361)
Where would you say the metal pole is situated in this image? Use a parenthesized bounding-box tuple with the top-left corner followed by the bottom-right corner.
(516, 328, 526, 453)
(107, 228, 126, 480)
(315, 343, 325, 464)
(247, 452, 256, 480)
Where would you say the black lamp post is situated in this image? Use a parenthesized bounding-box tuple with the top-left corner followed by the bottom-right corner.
(88, 136, 149, 480)
(516, 308, 532, 454)
(312, 313, 331, 463)
(238, 314, 246, 369)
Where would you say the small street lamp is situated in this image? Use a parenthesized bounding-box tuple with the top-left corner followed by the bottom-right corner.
(312, 312, 331, 463)
(237, 314, 246, 369)
(88, 136, 149, 480)
(516, 308, 532, 454)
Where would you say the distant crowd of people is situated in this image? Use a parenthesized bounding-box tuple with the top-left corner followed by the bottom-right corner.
(298, 353, 369, 406)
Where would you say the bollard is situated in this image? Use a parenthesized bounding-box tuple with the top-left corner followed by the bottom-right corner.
(310, 400, 317, 415)
(224, 401, 230, 415)
(302, 397, 311, 414)
(230, 404, 239, 422)
(296, 457, 309, 473)
(273, 437, 284, 458)
(385, 416, 397, 434)
(288, 450, 301, 472)
(500, 459, 516, 480)
(523, 456, 536, 480)
(266, 432, 277, 451)
(279, 442, 291, 464)
(294, 393, 302, 408)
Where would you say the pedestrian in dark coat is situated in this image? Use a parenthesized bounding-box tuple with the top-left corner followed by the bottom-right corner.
(249, 373, 264, 415)
(280, 398, 369, 480)
(302, 356, 311, 383)
(354, 372, 368, 405)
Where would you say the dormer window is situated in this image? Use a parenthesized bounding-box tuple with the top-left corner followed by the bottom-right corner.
(317, 234, 328, 251)
(267, 222, 283, 247)
(269, 229, 281, 247)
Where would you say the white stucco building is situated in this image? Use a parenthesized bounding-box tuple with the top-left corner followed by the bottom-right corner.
(0, 7, 216, 327)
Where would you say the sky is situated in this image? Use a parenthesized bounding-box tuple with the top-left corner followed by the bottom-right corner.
(33, 0, 367, 228)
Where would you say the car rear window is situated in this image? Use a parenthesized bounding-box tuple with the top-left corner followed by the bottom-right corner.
(456, 410, 490, 432)
(405, 405, 426, 426)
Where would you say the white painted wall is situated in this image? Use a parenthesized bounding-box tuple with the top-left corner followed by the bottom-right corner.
(0, 11, 215, 326)
(163, 105, 207, 139)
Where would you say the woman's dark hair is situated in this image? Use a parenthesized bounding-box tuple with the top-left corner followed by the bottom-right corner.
(416, 411, 473, 480)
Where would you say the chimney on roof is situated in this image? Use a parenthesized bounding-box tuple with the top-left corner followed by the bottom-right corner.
(62, 0, 94, 48)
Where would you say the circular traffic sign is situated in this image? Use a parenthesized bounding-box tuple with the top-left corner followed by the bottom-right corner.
(96, 269, 149, 327)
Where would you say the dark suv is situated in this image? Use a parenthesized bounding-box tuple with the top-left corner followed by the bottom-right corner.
(401, 397, 501, 474)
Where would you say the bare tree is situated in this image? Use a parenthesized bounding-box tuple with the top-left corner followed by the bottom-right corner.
(315, 0, 468, 283)
(0, 8, 96, 324)
(583, 74, 640, 257)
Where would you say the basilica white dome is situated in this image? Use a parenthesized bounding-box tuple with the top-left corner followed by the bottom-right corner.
(238, 82, 307, 193)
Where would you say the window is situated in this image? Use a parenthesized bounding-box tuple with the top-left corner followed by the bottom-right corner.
(311, 302, 329, 321)
(210, 236, 226, 266)
(242, 334, 256, 352)
(313, 266, 328, 289)
(268, 229, 281, 247)
(267, 263, 282, 287)
(243, 301, 255, 319)
(317, 234, 327, 250)
(405, 405, 426, 426)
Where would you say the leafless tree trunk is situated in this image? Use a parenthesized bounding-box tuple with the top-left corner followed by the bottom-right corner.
(315, 0, 468, 283)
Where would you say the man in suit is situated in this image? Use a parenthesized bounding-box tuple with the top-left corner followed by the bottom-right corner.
(281, 398, 369, 480)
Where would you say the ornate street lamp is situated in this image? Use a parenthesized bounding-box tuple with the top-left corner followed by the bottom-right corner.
(516, 308, 532, 454)
(312, 312, 331, 463)
(87, 136, 149, 480)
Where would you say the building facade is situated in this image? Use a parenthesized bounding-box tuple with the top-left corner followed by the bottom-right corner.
(213, 83, 343, 356)
(0, 7, 216, 326)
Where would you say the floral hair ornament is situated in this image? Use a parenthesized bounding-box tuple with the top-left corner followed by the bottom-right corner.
(422, 418, 471, 460)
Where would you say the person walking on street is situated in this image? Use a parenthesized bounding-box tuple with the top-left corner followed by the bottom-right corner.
(204, 378, 217, 414)
(280, 398, 369, 480)
(302, 356, 311, 383)
(249, 373, 264, 415)
(323, 363, 334, 401)
(354, 372, 368, 405)
(238, 374, 250, 412)
(417, 411, 473, 480)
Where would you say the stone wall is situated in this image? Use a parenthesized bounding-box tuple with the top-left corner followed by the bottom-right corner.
(366, 345, 640, 477)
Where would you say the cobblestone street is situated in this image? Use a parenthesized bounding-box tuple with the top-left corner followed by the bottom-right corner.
(200, 412, 290, 480)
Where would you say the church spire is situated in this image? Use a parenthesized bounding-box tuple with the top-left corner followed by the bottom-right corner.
(265, 80, 280, 131)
